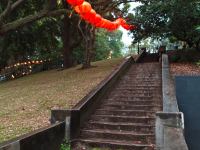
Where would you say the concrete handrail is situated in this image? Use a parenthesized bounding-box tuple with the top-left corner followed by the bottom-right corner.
(155, 54, 188, 150)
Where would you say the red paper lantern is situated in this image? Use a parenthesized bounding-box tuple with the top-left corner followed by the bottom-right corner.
(115, 18, 124, 25)
(122, 24, 130, 30)
(100, 19, 108, 28)
(95, 18, 106, 27)
(74, 6, 81, 14)
(82, 9, 96, 21)
(78, 2, 92, 15)
(67, 0, 84, 6)
(89, 14, 102, 24)
(75, 0, 84, 6)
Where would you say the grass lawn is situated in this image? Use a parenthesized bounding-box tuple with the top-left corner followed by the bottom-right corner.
(0, 57, 130, 143)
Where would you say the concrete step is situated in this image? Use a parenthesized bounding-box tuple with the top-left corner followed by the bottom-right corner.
(119, 84, 162, 87)
(72, 138, 155, 150)
(85, 121, 155, 132)
(90, 115, 156, 124)
(118, 82, 162, 86)
(95, 109, 157, 117)
(105, 96, 162, 101)
(115, 85, 162, 88)
(108, 92, 162, 97)
(103, 100, 163, 105)
(101, 104, 162, 111)
(80, 129, 155, 142)
(113, 88, 162, 93)
(110, 90, 162, 95)
(118, 80, 162, 83)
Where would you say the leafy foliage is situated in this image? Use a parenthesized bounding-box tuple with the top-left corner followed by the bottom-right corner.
(130, 0, 200, 49)
(60, 137, 71, 150)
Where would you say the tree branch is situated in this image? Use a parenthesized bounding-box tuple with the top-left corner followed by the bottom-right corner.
(0, 0, 13, 28)
(78, 18, 86, 39)
(0, 7, 80, 36)
(11, 0, 27, 11)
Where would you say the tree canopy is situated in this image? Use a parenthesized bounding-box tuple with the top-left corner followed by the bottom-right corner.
(130, 0, 200, 49)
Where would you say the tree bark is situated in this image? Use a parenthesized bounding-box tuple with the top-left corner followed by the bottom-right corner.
(62, 1, 82, 69)
(81, 26, 96, 69)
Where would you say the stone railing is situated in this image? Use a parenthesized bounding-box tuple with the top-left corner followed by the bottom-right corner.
(155, 54, 188, 150)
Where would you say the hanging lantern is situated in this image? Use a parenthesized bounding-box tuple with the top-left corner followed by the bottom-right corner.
(82, 9, 96, 21)
(115, 18, 124, 26)
(67, 0, 84, 6)
(122, 19, 127, 25)
(122, 24, 131, 30)
(95, 18, 106, 28)
(106, 21, 114, 30)
(78, 2, 91, 15)
(75, 0, 84, 6)
(99, 19, 109, 28)
(89, 14, 102, 24)
(74, 6, 81, 14)
(111, 22, 120, 30)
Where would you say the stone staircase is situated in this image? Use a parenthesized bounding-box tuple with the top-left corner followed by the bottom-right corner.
(72, 61, 163, 150)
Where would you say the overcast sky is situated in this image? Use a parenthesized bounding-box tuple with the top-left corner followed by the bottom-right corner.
(120, 2, 142, 46)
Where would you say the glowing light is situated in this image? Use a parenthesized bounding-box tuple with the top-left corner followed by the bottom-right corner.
(32, 61, 35, 63)
(17, 63, 20, 65)
(12, 75, 14, 79)
(40, 60, 43, 63)
(48, 59, 51, 61)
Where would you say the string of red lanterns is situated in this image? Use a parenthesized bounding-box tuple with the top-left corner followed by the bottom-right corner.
(66, 0, 135, 31)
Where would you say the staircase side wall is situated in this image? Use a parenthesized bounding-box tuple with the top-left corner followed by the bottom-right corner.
(156, 54, 188, 150)
(0, 122, 65, 150)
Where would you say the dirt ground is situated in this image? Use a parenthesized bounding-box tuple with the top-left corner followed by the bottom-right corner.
(168, 50, 200, 80)
(170, 62, 200, 80)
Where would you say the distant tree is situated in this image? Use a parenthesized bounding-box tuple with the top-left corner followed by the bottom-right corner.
(129, 0, 200, 50)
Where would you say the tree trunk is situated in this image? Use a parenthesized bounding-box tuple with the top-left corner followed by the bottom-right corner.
(62, 14, 73, 69)
(82, 27, 95, 69)
(82, 28, 89, 69)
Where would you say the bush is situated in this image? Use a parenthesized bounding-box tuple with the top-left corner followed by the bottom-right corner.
(170, 48, 200, 63)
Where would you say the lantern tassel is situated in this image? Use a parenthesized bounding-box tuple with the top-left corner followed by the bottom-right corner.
(69, 9, 74, 18)
(90, 25, 94, 32)
(86, 22, 89, 28)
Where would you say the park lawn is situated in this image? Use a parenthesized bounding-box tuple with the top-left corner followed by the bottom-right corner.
(0, 56, 131, 143)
